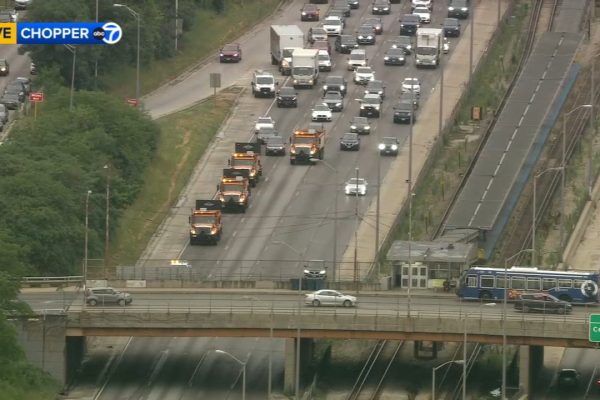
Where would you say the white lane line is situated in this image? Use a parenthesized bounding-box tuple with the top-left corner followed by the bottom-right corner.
(93, 337, 134, 400)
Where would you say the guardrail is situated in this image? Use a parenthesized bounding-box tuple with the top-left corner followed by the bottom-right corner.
(21, 276, 83, 287)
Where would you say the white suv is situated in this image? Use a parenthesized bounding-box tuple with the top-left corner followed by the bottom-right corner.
(411, 0, 433, 10)
(347, 49, 367, 71)
(251, 70, 277, 98)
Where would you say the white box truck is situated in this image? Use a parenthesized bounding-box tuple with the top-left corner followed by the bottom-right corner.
(415, 28, 442, 68)
(270, 25, 305, 75)
(291, 48, 319, 89)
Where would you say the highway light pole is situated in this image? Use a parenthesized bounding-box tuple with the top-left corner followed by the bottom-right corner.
(354, 167, 359, 293)
(407, 89, 415, 317)
(561, 104, 592, 256)
(214, 350, 246, 400)
(502, 248, 533, 400)
(113, 3, 141, 104)
(532, 167, 563, 268)
(432, 359, 464, 400)
(63, 45, 76, 112)
(103, 164, 111, 269)
(83, 190, 92, 306)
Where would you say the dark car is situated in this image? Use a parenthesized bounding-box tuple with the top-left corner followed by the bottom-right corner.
(400, 14, 420, 36)
(335, 34, 359, 53)
(379, 136, 399, 155)
(332, 0, 351, 17)
(5, 82, 25, 102)
(356, 25, 376, 45)
(301, 3, 320, 21)
(276, 87, 298, 108)
(365, 80, 385, 99)
(399, 92, 420, 110)
(393, 102, 416, 124)
(347, 0, 360, 9)
(350, 116, 371, 134)
(0, 59, 9, 76)
(391, 35, 413, 54)
(514, 293, 572, 314)
(326, 9, 347, 22)
(363, 17, 383, 35)
(443, 18, 461, 37)
(359, 93, 382, 117)
(323, 75, 347, 96)
(312, 39, 332, 55)
(448, 0, 470, 19)
(384, 47, 406, 65)
(322, 91, 344, 111)
(219, 43, 242, 63)
(557, 369, 580, 389)
(1, 93, 19, 110)
(265, 136, 286, 156)
(340, 132, 360, 151)
(371, 0, 391, 15)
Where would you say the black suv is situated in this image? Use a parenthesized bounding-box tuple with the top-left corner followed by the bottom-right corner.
(514, 293, 572, 314)
(443, 18, 461, 37)
(335, 34, 359, 53)
(448, 0, 470, 19)
(350, 117, 371, 134)
(392, 35, 413, 54)
(276, 87, 298, 108)
(371, 0, 391, 15)
(322, 91, 344, 111)
(323, 75, 348, 96)
(356, 25, 376, 45)
(393, 102, 416, 124)
(332, 0, 351, 17)
(400, 14, 420, 36)
(379, 137, 400, 156)
(340, 132, 360, 151)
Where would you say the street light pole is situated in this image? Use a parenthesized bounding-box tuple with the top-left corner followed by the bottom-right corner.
(214, 350, 246, 400)
(432, 360, 465, 400)
(83, 190, 92, 305)
(532, 167, 563, 268)
(561, 104, 592, 256)
(502, 248, 533, 400)
(354, 167, 359, 293)
(64, 45, 76, 112)
(113, 3, 141, 104)
(407, 89, 415, 316)
(103, 164, 111, 269)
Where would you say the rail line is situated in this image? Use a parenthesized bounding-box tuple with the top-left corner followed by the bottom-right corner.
(433, 0, 557, 239)
(345, 340, 404, 400)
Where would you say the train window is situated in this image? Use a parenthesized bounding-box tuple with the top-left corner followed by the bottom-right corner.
(542, 278, 556, 290)
(497, 274, 507, 289)
(558, 279, 572, 288)
(526, 277, 541, 291)
(466, 275, 477, 287)
(511, 276, 525, 290)
(480, 275, 494, 288)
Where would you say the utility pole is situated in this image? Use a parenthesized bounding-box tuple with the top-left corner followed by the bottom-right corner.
(354, 167, 359, 293)
(104, 164, 111, 270)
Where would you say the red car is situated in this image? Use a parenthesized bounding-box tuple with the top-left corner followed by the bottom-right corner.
(301, 4, 320, 21)
(219, 43, 242, 63)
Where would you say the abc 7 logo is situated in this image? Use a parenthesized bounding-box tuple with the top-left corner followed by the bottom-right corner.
(93, 22, 123, 45)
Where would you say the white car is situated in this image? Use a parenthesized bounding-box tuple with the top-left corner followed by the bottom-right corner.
(254, 116, 275, 133)
(413, 6, 431, 23)
(354, 66, 375, 85)
(305, 290, 357, 307)
(345, 177, 368, 195)
(411, 0, 433, 10)
(317, 50, 332, 72)
(311, 103, 333, 122)
(443, 37, 450, 54)
(347, 49, 368, 71)
(323, 16, 344, 36)
(401, 77, 421, 95)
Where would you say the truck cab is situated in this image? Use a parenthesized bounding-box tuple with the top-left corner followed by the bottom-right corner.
(218, 169, 251, 212)
(291, 48, 320, 89)
(189, 200, 223, 245)
(251, 70, 277, 98)
(229, 142, 262, 186)
(290, 127, 325, 164)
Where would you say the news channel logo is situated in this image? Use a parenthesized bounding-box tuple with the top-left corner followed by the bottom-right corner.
(0, 22, 123, 45)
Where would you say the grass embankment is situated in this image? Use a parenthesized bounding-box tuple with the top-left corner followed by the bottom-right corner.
(379, 2, 529, 270)
(111, 88, 241, 265)
(105, 0, 284, 98)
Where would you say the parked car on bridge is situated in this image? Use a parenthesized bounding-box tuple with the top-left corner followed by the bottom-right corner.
(305, 290, 357, 307)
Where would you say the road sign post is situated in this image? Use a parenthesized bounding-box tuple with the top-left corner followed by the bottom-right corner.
(589, 314, 600, 342)
(209, 73, 221, 98)
(29, 92, 44, 120)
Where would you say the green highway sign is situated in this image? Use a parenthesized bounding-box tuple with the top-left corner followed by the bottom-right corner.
(590, 314, 600, 342)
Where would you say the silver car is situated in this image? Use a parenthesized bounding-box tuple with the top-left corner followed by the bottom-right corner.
(85, 287, 133, 306)
(305, 290, 357, 307)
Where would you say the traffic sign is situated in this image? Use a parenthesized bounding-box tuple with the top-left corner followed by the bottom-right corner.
(589, 314, 600, 342)
(29, 92, 44, 102)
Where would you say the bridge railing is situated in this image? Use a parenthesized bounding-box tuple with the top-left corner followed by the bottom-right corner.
(21, 276, 83, 287)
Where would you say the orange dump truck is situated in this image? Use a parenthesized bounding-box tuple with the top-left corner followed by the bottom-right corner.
(189, 200, 223, 245)
(289, 126, 325, 164)
(229, 142, 262, 187)
(218, 168, 250, 212)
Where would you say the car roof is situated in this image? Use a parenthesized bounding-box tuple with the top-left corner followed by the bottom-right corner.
(326, 75, 344, 81)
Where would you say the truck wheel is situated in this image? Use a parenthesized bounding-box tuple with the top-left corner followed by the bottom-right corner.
(118, 299, 126, 306)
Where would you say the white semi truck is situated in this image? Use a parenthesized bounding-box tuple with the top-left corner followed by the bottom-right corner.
(270, 25, 304, 75)
(291, 48, 319, 89)
(415, 28, 443, 68)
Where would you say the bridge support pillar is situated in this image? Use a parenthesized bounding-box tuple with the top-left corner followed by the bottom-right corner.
(283, 337, 314, 395)
(519, 345, 544, 397)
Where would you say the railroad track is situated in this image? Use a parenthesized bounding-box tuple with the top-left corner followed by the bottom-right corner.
(433, 0, 558, 239)
(345, 340, 404, 400)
